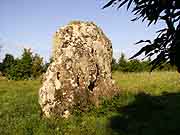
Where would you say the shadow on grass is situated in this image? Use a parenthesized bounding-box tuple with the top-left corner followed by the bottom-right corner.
(108, 92, 180, 135)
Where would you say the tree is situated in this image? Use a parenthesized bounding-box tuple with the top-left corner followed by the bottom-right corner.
(1, 54, 15, 75)
(31, 53, 44, 79)
(0, 63, 3, 73)
(103, 0, 180, 71)
(20, 48, 33, 79)
(128, 59, 144, 72)
(6, 48, 33, 80)
(118, 53, 128, 72)
(0, 48, 46, 80)
(112, 57, 118, 71)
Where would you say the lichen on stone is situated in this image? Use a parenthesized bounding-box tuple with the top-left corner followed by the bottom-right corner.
(39, 21, 119, 118)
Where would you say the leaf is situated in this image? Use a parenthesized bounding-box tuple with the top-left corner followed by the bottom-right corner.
(156, 28, 167, 33)
(135, 40, 151, 44)
(144, 40, 152, 44)
(144, 45, 154, 55)
(102, 0, 116, 9)
(142, 16, 148, 22)
(129, 46, 147, 59)
(150, 52, 167, 71)
(127, 0, 133, 10)
(134, 9, 141, 15)
(147, 20, 154, 26)
(135, 40, 145, 44)
(118, 0, 128, 9)
(131, 17, 139, 21)
(131, 15, 142, 21)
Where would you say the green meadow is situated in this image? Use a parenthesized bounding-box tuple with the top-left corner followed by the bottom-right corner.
(0, 71, 180, 135)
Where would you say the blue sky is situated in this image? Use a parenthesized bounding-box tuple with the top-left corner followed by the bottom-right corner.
(0, 0, 165, 62)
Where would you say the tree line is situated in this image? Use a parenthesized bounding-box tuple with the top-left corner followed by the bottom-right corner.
(112, 53, 176, 72)
(0, 48, 176, 80)
(0, 48, 51, 80)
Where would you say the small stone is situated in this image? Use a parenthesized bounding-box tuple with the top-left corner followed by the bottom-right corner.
(63, 110, 70, 118)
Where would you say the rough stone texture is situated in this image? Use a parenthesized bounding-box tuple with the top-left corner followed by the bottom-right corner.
(39, 21, 119, 118)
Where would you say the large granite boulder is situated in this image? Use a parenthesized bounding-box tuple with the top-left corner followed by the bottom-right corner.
(39, 21, 119, 118)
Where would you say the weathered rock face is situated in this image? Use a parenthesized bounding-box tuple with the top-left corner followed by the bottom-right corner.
(39, 21, 118, 118)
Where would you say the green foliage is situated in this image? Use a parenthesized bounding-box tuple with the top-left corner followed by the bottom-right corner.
(1, 54, 15, 75)
(0, 63, 3, 73)
(112, 53, 176, 72)
(32, 54, 44, 79)
(21, 48, 33, 76)
(1, 48, 45, 80)
(117, 53, 128, 72)
(1, 49, 176, 80)
(103, 0, 180, 71)
(111, 57, 118, 71)
(7, 48, 33, 80)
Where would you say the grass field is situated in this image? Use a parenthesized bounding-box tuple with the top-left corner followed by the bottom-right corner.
(0, 71, 180, 135)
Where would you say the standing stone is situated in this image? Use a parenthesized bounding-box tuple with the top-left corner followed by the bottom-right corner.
(39, 21, 119, 118)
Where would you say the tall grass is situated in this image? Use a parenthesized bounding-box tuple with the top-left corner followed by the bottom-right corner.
(113, 71, 180, 95)
(0, 71, 180, 135)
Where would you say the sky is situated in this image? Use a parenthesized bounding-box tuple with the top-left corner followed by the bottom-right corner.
(0, 0, 165, 62)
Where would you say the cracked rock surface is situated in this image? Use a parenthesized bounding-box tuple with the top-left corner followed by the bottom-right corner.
(39, 21, 119, 118)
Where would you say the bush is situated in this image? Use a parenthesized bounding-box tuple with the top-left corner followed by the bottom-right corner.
(113, 53, 176, 72)
(1, 48, 45, 80)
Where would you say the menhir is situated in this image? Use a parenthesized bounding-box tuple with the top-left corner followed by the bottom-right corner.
(39, 21, 119, 118)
